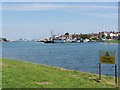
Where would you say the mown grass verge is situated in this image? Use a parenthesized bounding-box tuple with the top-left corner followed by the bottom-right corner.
(1, 58, 118, 88)
(104, 40, 120, 43)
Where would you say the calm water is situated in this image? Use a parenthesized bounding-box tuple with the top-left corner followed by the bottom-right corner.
(2, 42, 118, 76)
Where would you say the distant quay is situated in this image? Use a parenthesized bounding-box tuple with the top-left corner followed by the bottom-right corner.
(39, 31, 120, 43)
(2, 31, 120, 43)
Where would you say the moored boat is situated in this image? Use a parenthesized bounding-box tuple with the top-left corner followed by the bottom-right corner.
(44, 40, 55, 43)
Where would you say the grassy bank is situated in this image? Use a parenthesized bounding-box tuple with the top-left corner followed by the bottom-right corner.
(104, 40, 120, 43)
(1, 58, 117, 88)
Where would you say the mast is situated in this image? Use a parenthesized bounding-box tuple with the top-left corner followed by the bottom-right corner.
(51, 28, 53, 37)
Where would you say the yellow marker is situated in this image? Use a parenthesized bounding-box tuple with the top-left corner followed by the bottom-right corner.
(100, 51, 115, 64)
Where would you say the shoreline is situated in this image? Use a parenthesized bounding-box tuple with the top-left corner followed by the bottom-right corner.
(1, 58, 117, 88)
(1, 58, 114, 76)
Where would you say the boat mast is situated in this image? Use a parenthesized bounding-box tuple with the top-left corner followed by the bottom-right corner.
(51, 28, 53, 37)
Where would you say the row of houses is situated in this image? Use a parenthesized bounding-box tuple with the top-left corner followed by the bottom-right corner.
(65, 31, 120, 40)
(99, 31, 120, 39)
(42, 31, 120, 43)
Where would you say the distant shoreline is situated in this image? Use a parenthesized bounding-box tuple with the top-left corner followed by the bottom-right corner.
(1, 40, 120, 44)
(103, 40, 120, 44)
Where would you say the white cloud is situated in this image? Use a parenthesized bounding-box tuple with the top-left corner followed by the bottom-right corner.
(2, 3, 117, 11)
(1, 3, 117, 19)
(87, 13, 118, 19)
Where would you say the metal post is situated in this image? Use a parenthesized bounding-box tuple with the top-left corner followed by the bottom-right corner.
(99, 50, 101, 81)
(99, 63, 101, 81)
(115, 64, 117, 85)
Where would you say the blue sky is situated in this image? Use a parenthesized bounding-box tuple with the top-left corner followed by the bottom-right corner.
(1, 2, 118, 40)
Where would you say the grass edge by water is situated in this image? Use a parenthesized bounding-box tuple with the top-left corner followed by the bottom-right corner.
(1, 58, 118, 88)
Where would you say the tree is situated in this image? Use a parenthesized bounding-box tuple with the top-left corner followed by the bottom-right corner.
(106, 36, 111, 39)
(80, 34, 90, 39)
(91, 38, 97, 40)
(65, 32, 69, 35)
(2, 38, 7, 42)
(102, 34, 105, 38)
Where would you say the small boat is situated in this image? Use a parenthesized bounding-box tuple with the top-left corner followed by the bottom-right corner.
(44, 40, 55, 43)
(54, 39, 65, 43)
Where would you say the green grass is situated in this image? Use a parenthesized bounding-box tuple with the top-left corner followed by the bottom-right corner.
(104, 40, 120, 43)
(1, 58, 117, 88)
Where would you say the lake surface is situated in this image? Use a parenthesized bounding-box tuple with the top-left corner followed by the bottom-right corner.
(2, 42, 118, 76)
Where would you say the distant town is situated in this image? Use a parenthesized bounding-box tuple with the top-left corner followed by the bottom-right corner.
(1, 31, 120, 43)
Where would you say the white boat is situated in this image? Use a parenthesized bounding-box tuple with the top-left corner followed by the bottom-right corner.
(54, 39, 65, 43)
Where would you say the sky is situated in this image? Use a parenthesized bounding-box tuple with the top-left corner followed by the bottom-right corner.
(1, 2, 118, 40)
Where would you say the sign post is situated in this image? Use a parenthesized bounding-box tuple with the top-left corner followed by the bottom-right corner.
(99, 50, 117, 85)
(99, 62, 101, 80)
(115, 64, 117, 85)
